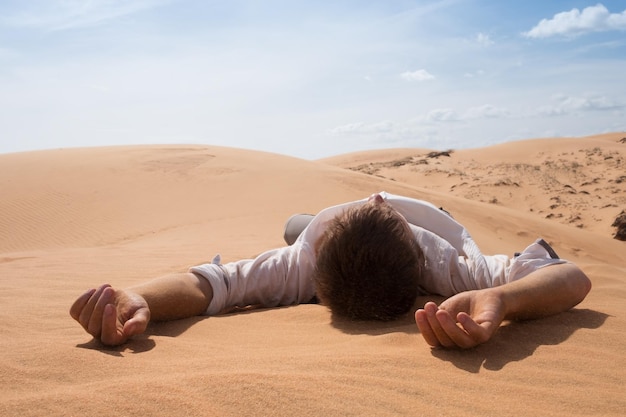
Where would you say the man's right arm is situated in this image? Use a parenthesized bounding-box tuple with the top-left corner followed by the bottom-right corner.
(70, 272, 213, 346)
(70, 242, 316, 346)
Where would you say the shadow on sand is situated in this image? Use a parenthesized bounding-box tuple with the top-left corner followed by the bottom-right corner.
(75, 316, 209, 356)
(429, 308, 608, 372)
(76, 302, 607, 367)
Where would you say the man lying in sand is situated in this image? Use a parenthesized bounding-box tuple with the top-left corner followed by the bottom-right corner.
(70, 192, 591, 349)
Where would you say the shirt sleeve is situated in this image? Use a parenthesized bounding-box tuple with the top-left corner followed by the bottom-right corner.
(189, 242, 317, 315)
(188, 199, 359, 316)
(410, 225, 475, 296)
(412, 225, 568, 296)
(412, 222, 525, 296)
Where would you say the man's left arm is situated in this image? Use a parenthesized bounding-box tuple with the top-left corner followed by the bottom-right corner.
(414, 263, 591, 349)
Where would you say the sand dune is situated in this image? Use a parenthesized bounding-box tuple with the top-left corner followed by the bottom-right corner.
(1, 133, 625, 416)
(321, 133, 626, 238)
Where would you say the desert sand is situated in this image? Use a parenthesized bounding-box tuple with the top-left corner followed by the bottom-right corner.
(0, 132, 624, 416)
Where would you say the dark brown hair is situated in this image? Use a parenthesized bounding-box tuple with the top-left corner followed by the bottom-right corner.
(313, 201, 424, 321)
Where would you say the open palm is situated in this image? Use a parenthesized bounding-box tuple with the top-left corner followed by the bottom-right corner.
(415, 288, 507, 349)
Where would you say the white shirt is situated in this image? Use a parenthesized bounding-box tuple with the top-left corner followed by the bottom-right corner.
(190, 192, 565, 315)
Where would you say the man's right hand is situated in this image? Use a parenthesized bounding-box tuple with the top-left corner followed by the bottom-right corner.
(70, 284, 150, 346)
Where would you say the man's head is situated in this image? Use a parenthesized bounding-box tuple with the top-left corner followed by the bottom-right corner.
(313, 195, 424, 321)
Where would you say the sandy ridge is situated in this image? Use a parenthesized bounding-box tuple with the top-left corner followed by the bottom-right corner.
(0, 134, 625, 417)
(320, 133, 626, 238)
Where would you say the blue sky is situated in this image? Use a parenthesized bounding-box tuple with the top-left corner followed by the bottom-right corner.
(1, 1, 625, 159)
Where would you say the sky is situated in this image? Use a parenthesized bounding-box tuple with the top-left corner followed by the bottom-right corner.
(1, 1, 625, 159)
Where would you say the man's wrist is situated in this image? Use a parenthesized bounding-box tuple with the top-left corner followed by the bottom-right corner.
(488, 286, 514, 320)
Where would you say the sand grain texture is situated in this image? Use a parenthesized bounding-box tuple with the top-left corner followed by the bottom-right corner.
(1, 134, 625, 416)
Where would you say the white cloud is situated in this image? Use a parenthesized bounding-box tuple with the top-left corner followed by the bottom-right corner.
(2, 0, 170, 31)
(537, 94, 625, 116)
(476, 32, 494, 46)
(330, 104, 511, 143)
(329, 120, 394, 135)
(463, 104, 510, 119)
(419, 105, 509, 123)
(328, 122, 365, 134)
(425, 108, 460, 122)
(523, 4, 626, 38)
(463, 69, 485, 78)
(400, 69, 435, 82)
